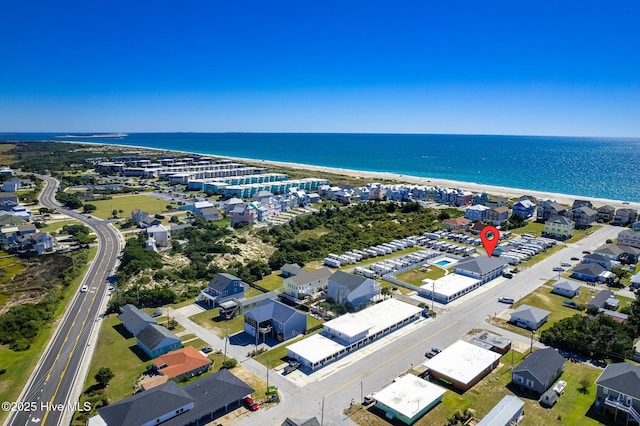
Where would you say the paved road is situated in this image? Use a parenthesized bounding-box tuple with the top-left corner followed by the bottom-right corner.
(8, 176, 122, 426)
(229, 224, 623, 425)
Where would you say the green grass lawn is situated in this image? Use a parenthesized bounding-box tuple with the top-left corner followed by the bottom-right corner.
(349, 349, 607, 426)
(0, 247, 97, 425)
(296, 226, 331, 239)
(254, 271, 285, 292)
(512, 221, 546, 236)
(39, 218, 83, 234)
(0, 253, 26, 305)
(189, 309, 246, 338)
(82, 194, 174, 219)
(395, 266, 447, 286)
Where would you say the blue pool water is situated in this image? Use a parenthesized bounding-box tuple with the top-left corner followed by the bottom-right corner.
(435, 260, 451, 267)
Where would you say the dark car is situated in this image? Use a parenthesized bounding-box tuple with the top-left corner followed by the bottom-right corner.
(502, 272, 513, 279)
(151, 310, 162, 318)
(283, 360, 301, 375)
(425, 347, 442, 358)
(582, 250, 591, 254)
(571, 257, 580, 261)
(201, 347, 213, 354)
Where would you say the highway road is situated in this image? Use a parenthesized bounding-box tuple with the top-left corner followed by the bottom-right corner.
(233, 224, 623, 425)
(7, 176, 122, 426)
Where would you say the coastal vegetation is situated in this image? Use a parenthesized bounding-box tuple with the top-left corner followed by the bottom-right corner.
(258, 202, 462, 269)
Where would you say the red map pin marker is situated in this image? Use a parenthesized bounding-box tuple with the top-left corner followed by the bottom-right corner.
(480, 226, 500, 257)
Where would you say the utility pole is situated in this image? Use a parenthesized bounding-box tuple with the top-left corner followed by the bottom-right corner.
(432, 280, 435, 313)
(530, 329, 534, 354)
(360, 381, 363, 404)
(321, 397, 325, 426)
(223, 328, 228, 367)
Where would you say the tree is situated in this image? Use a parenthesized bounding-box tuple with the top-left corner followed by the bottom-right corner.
(83, 204, 97, 213)
(95, 367, 114, 388)
(112, 209, 118, 218)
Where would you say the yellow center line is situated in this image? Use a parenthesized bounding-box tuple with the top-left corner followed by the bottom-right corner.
(41, 223, 116, 424)
(325, 320, 459, 399)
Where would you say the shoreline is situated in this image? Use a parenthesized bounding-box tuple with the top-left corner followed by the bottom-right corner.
(56, 140, 640, 211)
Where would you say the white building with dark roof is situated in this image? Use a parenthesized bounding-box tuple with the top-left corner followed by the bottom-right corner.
(454, 257, 508, 284)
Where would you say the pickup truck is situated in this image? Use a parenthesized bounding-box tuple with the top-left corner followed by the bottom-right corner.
(562, 301, 579, 309)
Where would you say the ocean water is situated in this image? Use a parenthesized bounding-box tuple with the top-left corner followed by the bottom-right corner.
(2, 133, 639, 202)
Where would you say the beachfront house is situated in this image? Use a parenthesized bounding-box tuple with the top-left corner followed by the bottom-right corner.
(597, 205, 616, 223)
(614, 208, 638, 226)
(512, 199, 535, 219)
(567, 206, 598, 229)
(536, 200, 568, 222)
(543, 216, 575, 240)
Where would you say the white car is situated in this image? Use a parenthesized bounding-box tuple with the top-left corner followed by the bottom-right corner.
(80, 285, 88, 293)
(553, 380, 567, 395)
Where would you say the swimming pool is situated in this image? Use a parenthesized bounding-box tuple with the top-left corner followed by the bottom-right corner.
(435, 260, 451, 267)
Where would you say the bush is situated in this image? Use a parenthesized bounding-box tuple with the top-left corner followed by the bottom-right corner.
(222, 359, 238, 369)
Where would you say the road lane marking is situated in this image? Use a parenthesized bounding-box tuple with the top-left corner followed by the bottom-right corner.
(325, 320, 459, 399)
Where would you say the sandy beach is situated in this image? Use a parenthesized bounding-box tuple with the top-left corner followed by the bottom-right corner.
(71, 140, 640, 211)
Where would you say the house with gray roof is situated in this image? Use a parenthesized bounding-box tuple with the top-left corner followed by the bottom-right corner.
(512, 348, 565, 395)
(614, 209, 638, 227)
(197, 273, 245, 307)
(454, 257, 508, 284)
(195, 206, 220, 221)
(510, 304, 550, 330)
(136, 324, 181, 358)
(597, 205, 616, 223)
(88, 369, 254, 426)
(281, 263, 303, 277)
(568, 205, 598, 229)
(327, 270, 380, 311)
(571, 262, 607, 282)
(282, 417, 321, 426)
(283, 267, 333, 300)
(583, 253, 614, 270)
(536, 200, 568, 222)
(587, 290, 615, 309)
(595, 362, 640, 425)
(631, 272, 640, 289)
(551, 279, 582, 298)
(618, 229, 640, 249)
(119, 304, 157, 336)
(543, 216, 575, 240)
(244, 299, 307, 342)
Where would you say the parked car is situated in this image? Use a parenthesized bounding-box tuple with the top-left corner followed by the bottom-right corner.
(363, 394, 375, 405)
(571, 257, 580, 261)
(561, 262, 571, 267)
(201, 347, 213, 354)
(498, 297, 515, 304)
(426, 347, 442, 358)
(582, 250, 591, 254)
(244, 396, 259, 411)
(553, 380, 567, 395)
(283, 360, 301, 375)
(562, 301, 579, 309)
(553, 267, 565, 272)
(502, 272, 514, 279)
(151, 310, 162, 318)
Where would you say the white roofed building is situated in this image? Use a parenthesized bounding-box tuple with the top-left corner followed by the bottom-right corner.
(420, 274, 481, 304)
(374, 375, 446, 425)
(287, 299, 422, 371)
(423, 340, 501, 391)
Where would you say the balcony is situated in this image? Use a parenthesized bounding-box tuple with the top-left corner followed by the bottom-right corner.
(604, 396, 640, 424)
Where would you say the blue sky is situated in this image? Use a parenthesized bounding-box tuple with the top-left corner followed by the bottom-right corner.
(1, 1, 639, 136)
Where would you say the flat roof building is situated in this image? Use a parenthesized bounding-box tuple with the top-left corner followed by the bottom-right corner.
(420, 274, 481, 304)
(287, 299, 422, 371)
(423, 340, 501, 391)
(374, 374, 446, 425)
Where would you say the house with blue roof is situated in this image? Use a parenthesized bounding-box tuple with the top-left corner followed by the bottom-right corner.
(512, 199, 535, 219)
(243, 299, 307, 342)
